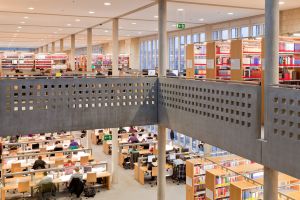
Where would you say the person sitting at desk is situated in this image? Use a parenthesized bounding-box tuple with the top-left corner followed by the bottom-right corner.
(64, 159, 74, 167)
(69, 167, 83, 184)
(129, 126, 137, 133)
(32, 156, 46, 170)
(53, 141, 63, 151)
(118, 127, 127, 134)
(128, 133, 139, 143)
(128, 145, 139, 154)
(37, 171, 53, 186)
(147, 157, 158, 180)
(69, 140, 79, 150)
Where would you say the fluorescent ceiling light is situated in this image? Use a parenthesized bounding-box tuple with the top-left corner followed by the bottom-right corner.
(17, 26, 22, 29)
(104, 30, 108, 32)
(199, 18, 204, 21)
(67, 24, 72, 26)
(227, 12, 234, 15)
(104, 2, 111, 6)
(154, 15, 158, 18)
(53, 32, 58, 34)
(89, 11, 95, 14)
(177, 8, 184, 11)
(24, 16, 29, 19)
(138, 32, 142, 34)
(75, 19, 81, 22)
(20, 21, 25, 24)
(28, 7, 34, 10)
(279, 1, 285, 5)
(131, 22, 137, 25)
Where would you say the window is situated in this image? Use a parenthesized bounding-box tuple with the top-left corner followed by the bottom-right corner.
(180, 36, 185, 72)
(252, 25, 261, 37)
(261, 24, 265, 35)
(231, 28, 238, 38)
(193, 34, 200, 43)
(221, 30, 229, 40)
(240, 26, 249, 38)
(212, 31, 220, 40)
(174, 36, 179, 70)
(200, 33, 206, 42)
(152, 40, 156, 69)
(169, 37, 174, 69)
(147, 40, 152, 69)
(186, 35, 192, 44)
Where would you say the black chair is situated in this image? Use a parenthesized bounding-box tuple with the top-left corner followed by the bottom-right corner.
(68, 178, 84, 198)
(130, 152, 140, 169)
(36, 182, 56, 200)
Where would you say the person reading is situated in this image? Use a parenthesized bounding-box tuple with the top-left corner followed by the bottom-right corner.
(32, 156, 46, 170)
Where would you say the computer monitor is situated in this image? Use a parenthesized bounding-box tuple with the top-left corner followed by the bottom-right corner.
(32, 143, 39, 150)
(84, 166, 92, 173)
(148, 155, 155, 163)
(169, 153, 176, 160)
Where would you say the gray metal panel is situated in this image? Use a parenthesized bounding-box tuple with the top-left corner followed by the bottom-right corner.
(0, 77, 158, 135)
(264, 86, 300, 179)
(158, 78, 262, 163)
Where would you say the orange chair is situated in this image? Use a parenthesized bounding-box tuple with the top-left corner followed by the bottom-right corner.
(18, 180, 31, 199)
(87, 172, 101, 192)
(80, 156, 89, 165)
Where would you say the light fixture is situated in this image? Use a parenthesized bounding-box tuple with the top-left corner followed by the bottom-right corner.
(279, 1, 285, 5)
(104, 2, 111, 6)
(28, 7, 34, 10)
(293, 33, 300, 37)
(75, 19, 81, 22)
(104, 30, 108, 33)
(17, 26, 22, 29)
(24, 16, 29, 19)
(199, 18, 204, 21)
(131, 22, 137, 25)
(20, 21, 25, 24)
(227, 12, 234, 15)
(154, 15, 158, 18)
(89, 11, 95, 14)
(67, 24, 71, 26)
(177, 8, 184, 11)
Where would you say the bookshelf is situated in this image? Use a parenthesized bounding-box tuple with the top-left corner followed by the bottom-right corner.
(18, 53, 35, 69)
(186, 159, 216, 200)
(75, 55, 87, 71)
(231, 39, 262, 81)
(206, 41, 231, 80)
(51, 53, 68, 70)
(185, 43, 207, 79)
(1, 53, 19, 69)
(35, 53, 52, 69)
(207, 155, 250, 168)
(230, 180, 262, 200)
(119, 54, 130, 69)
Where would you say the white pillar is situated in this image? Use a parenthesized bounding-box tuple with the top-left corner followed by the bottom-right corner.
(51, 42, 55, 53)
(264, 0, 279, 198)
(87, 28, 93, 72)
(112, 18, 119, 76)
(70, 34, 75, 70)
(111, 128, 119, 184)
(60, 39, 64, 52)
(158, 0, 167, 76)
(86, 130, 92, 149)
(157, 125, 166, 200)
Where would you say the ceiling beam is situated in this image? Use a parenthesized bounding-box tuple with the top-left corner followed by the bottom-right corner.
(120, 17, 205, 25)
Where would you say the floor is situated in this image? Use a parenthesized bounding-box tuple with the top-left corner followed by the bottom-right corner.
(54, 143, 186, 200)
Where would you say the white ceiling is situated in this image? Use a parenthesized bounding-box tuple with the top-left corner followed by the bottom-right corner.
(0, 0, 299, 49)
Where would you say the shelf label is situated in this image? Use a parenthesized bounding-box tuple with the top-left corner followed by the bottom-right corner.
(231, 59, 241, 70)
(207, 59, 214, 69)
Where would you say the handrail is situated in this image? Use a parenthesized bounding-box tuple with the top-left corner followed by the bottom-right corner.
(0, 75, 157, 80)
(271, 83, 300, 89)
(2, 136, 73, 146)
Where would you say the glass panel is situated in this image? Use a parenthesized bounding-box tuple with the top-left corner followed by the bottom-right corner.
(186, 35, 192, 44)
(192, 139, 198, 152)
(231, 28, 238, 39)
(212, 31, 219, 40)
(156, 39, 159, 68)
(241, 26, 249, 38)
(200, 33, 206, 42)
(152, 40, 156, 69)
(185, 136, 191, 149)
(169, 37, 174, 69)
(147, 40, 152, 69)
(180, 35, 185, 72)
(193, 34, 200, 43)
(140, 42, 143, 69)
(174, 36, 179, 70)
(221, 30, 229, 40)
(179, 133, 185, 146)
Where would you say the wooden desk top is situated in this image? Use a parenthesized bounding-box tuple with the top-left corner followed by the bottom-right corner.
(206, 155, 244, 164)
(229, 163, 263, 174)
(231, 180, 259, 190)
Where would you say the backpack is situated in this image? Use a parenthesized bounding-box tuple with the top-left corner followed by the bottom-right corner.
(84, 187, 96, 198)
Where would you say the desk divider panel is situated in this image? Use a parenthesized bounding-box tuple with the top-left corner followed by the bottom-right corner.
(264, 86, 300, 179)
(158, 78, 262, 163)
(0, 77, 158, 135)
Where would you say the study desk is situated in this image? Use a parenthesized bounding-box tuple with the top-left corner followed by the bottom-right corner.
(134, 163, 173, 185)
(118, 149, 152, 167)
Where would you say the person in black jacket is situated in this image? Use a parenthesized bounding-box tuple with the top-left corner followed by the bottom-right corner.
(32, 156, 46, 170)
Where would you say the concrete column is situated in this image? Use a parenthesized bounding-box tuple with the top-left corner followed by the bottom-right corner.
(264, 166, 278, 199)
(157, 125, 166, 200)
(70, 34, 75, 70)
(112, 18, 119, 76)
(60, 39, 64, 52)
(51, 42, 55, 53)
(87, 28, 93, 72)
(158, 0, 167, 76)
(264, 0, 279, 199)
(111, 128, 119, 184)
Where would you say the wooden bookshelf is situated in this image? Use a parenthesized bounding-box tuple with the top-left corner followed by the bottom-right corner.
(230, 180, 262, 200)
(186, 159, 216, 200)
(230, 39, 262, 81)
(206, 42, 216, 79)
(185, 43, 207, 79)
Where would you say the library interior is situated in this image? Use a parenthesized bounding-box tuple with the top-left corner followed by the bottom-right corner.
(0, 0, 299, 200)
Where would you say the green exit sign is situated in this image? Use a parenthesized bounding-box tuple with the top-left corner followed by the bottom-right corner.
(104, 134, 112, 141)
(176, 23, 185, 30)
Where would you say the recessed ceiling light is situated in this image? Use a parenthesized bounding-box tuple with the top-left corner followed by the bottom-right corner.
(75, 19, 81, 22)
(104, 2, 111, 6)
(89, 11, 95, 14)
(24, 16, 29, 19)
(20, 21, 25, 24)
(104, 30, 108, 32)
(227, 12, 234, 15)
(131, 22, 137, 25)
(17, 26, 22, 29)
(67, 24, 71, 26)
(279, 1, 285, 5)
(177, 8, 184, 11)
(154, 15, 158, 18)
(28, 7, 34, 10)
(199, 18, 204, 21)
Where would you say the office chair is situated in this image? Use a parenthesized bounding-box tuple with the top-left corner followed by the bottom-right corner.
(151, 167, 158, 187)
(80, 155, 89, 165)
(68, 178, 84, 198)
(86, 172, 101, 192)
(11, 162, 22, 177)
(37, 182, 56, 200)
(130, 152, 140, 169)
(18, 181, 31, 199)
(54, 159, 64, 167)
